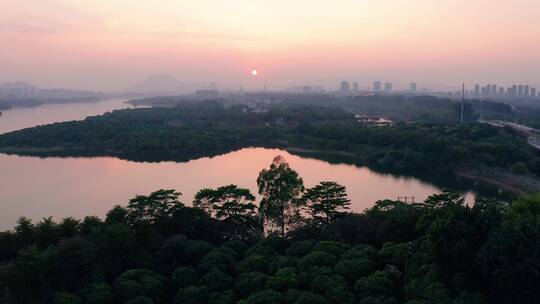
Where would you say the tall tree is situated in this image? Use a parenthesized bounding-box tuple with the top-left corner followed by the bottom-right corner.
(193, 185, 261, 239)
(257, 156, 304, 237)
(301, 181, 350, 225)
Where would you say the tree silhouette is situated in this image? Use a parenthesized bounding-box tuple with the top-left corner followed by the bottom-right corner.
(257, 156, 304, 237)
(126, 189, 183, 224)
(301, 181, 350, 225)
(194, 185, 261, 239)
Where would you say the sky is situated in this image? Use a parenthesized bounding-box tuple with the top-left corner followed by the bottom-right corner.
(1, 0, 540, 91)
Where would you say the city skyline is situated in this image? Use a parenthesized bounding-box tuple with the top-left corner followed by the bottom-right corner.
(2, 78, 540, 98)
(2, 0, 540, 91)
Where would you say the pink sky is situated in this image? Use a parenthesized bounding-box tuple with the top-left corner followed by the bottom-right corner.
(1, 0, 539, 91)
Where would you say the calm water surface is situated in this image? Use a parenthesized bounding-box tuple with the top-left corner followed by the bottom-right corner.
(0, 100, 473, 229)
(0, 98, 133, 134)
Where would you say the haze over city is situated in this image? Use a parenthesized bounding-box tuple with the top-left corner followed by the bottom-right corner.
(2, 0, 540, 91)
(3, 1, 540, 303)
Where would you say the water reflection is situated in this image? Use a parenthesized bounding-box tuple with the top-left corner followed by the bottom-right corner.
(0, 98, 133, 134)
(0, 99, 493, 230)
(0, 147, 460, 230)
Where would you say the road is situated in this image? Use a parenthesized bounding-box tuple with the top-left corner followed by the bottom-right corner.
(529, 136, 540, 150)
(479, 119, 540, 151)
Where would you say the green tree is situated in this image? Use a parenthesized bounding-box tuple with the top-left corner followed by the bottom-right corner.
(105, 205, 129, 224)
(170, 266, 199, 289)
(301, 182, 350, 225)
(174, 286, 210, 304)
(298, 251, 337, 270)
(202, 268, 234, 292)
(265, 267, 299, 291)
(0, 287, 16, 304)
(79, 216, 104, 235)
(126, 296, 154, 304)
(235, 272, 269, 298)
(14, 217, 35, 248)
(478, 194, 540, 303)
(52, 237, 98, 290)
(126, 189, 183, 224)
(313, 241, 350, 256)
(257, 156, 304, 237)
(420, 191, 464, 209)
(209, 290, 236, 304)
(194, 185, 261, 239)
(113, 269, 165, 303)
(58, 217, 80, 238)
(354, 271, 397, 299)
(50, 292, 82, 304)
(81, 283, 114, 304)
(198, 247, 238, 273)
(358, 296, 397, 304)
(285, 240, 316, 257)
(35, 217, 59, 248)
(291, 291, 330, 304)
(236, 254, 272, 274)
(268, 255, 298, 274)
(92, 223, 139, 278)
(334, 258, 375, 284)
(245, 290, 283, 304)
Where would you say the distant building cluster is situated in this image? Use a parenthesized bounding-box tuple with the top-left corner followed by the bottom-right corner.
(337, 80, 539, 100)
(339, 80, 417, 94)
(0, 82, 101, 99)
(340, 81, 350, 92)
(194, 90, 219, 99)
(471, 83, 538, 99)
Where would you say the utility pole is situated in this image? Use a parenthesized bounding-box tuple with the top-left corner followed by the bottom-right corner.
(460, 83, 465, 124)
(398, 196, 415, 204)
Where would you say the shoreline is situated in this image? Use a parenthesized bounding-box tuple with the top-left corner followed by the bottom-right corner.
(285, 147, 356, 157)
(455, 166, 540, 195)
(288, 146, 540, 195)
(2, 144, 539, 196)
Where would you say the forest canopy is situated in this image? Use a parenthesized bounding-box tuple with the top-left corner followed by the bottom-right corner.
(0, 157, 539, 304)
(0, 101, 538, 179)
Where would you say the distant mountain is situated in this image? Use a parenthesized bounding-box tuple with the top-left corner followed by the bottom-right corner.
(127, 74, 191, 95)
(0, 81, 37, 89)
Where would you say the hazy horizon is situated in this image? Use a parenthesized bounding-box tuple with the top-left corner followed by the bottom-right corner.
(2, 0, 540, 92)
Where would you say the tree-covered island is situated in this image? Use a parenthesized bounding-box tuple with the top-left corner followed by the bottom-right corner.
(0, 100, 539, 193)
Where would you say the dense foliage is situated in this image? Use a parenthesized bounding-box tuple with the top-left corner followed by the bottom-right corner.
(0, 158, 539, 304)
(133, 94, 515, 124)
(0, 101, 538, 178)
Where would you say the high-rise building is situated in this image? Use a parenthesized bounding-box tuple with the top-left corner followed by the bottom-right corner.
(340, 81, 350, 92)
(525, 85, 530, 96)
(474, 84, 480, 96)
(512, 85, 518, 97)
(531, 87, 537, 98)
(498, 87, 505, 96)
(410, 83, 417, 92)
(384, 82, 393, 92)
(491, 84, 497, 96)
(486, 84, 492, 96)
(373, 81, 382, 92)
(353, 82, 359, 91)
(518, 85, 524, 96)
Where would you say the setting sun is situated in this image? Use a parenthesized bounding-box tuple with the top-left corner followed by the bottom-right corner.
(251, 69, 259, 76)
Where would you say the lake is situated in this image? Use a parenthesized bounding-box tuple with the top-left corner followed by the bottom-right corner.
(0, 98, 134, 134)
(0, 99, 475, 229)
